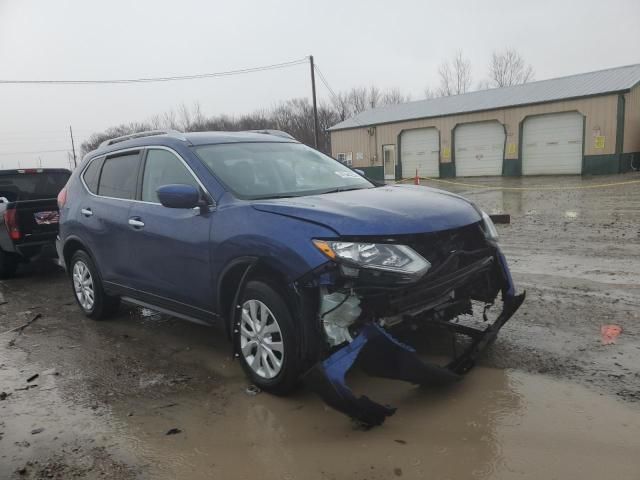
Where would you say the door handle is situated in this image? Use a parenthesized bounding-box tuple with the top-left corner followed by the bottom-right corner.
(128, 218, 145, 228)
(81, 208, 93, 217)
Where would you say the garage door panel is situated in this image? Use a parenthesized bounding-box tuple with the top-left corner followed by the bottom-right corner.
(522, 112, 583, 175)
(454, 122, 505, 177)
(401, 128, 440, 178)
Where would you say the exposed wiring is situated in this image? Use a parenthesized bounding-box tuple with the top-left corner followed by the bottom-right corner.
(320, 290, 352, 319)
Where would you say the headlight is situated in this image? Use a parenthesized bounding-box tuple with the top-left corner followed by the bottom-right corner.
(481, 211, 499, 242)
(313, 240, 431, 279)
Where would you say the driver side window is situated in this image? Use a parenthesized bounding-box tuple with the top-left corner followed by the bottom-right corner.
(142, 149, 200, 203)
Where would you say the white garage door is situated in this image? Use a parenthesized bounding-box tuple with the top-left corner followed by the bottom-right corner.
(522, 112, 583, 175)
(454, 122, 505, 177)
(400, 128, 440, 178)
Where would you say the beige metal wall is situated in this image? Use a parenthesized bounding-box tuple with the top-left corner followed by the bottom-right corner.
(330, 128, 375, 167)
(331, 94, 620, 169)
(624, 84, 640, 153)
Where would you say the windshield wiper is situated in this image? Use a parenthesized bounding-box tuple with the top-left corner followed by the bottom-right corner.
(251, 194, 299, 200)
(319, 186, 368, 195)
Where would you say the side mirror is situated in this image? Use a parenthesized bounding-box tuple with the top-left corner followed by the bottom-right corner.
(157, 184, 201, 209)
(354, 169, 365, 176)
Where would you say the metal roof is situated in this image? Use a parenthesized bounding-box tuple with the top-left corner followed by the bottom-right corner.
(329, 64, 640, 131)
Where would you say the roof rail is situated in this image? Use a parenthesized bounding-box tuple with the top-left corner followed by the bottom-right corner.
(246, 129, 296, 140)
(99, 129, 187, 148)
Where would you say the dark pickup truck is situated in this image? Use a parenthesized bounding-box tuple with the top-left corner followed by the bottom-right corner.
(0, 168, 70, 278)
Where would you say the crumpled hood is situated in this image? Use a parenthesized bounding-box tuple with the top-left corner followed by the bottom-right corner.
(251, 185, 481, 236)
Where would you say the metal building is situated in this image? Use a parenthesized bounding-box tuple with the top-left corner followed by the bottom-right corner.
(329, 64, 640, 179)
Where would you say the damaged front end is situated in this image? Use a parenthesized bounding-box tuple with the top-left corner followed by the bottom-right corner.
(302, 219, 525, 427)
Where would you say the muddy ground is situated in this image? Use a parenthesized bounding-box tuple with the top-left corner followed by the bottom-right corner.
(1, 173, 639, 479)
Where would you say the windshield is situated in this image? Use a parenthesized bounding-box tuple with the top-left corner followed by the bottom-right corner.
(0, 172, 70, 202)
(193, 142, 373, 199)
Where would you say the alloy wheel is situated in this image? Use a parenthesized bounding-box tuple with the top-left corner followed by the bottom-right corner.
(73, 260, 95, 311)
(239, 299, 285, 379)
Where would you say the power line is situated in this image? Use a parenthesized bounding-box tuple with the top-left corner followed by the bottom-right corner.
(313, 64, 340, 102)
(0, 57, 309, 85)
(0, 138, 74, 145)
(0, 149, 69, 156)
(314, 64, 365, 128)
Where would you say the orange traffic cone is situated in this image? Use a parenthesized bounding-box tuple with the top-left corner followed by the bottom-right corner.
(414, 168, 420, 185)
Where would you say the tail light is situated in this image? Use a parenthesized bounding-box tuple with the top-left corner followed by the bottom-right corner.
(57, 186, 67, 209)
(4, 208, 20, 241)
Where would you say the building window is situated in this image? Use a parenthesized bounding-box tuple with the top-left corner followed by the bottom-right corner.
(337, 152, 353, 166)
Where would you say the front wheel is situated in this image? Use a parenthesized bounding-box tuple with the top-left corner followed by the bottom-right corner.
(235, 280, 302, 395)
(70, 250, 120, 320)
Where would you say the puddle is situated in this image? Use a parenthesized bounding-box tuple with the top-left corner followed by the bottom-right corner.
(105, 368, 640, 479)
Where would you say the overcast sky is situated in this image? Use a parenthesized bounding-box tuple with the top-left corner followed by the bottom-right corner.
(0, 0, 638, 169)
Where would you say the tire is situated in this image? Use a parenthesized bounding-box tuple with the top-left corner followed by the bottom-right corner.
(70, 250, 120, 320)
(0, 249, 18, 279)
(234, 280, 303, 395)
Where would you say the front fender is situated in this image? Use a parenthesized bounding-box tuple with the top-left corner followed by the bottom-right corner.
(210, 206, 337, 287)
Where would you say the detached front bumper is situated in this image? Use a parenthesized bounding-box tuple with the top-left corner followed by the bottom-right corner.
(304, 248, 525, 427)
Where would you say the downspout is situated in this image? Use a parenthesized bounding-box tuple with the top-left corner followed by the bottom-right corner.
(616, 94, 626, 173)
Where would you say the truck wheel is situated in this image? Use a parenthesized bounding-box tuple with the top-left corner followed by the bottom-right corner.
(70, 250, 120, 320)
(234, 280, 303, 395)
(0, 249, 18, 279)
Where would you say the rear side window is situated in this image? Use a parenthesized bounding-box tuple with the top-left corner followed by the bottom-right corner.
(141, 149, 199, 203)
(98, 153, 140, 200)
(82, 158, 103, 194)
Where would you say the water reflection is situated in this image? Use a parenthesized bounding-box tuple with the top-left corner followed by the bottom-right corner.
(214, 368, 526, 479)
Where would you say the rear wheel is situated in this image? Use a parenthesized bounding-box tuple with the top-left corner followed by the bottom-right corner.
(0, 249, 18, 279)
(235, 280, 302, 395)
(70, 250, 120, 320)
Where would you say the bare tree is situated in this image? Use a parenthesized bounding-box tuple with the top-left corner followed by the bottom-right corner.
(331, 92, 351, 121)
(489, 48, 534, 87)
(367, 85, 381, 109)
(82, 82, 407, 158)
(423, 87, 437, 99)
(161, 110, 179, 130)
(80, 122, 153, 154)
(438, 50, 472, 96)
(381, 87, 411, 105)
(347, 87, 368, 115)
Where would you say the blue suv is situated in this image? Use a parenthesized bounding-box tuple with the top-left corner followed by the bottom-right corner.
(58, 129, 524, 425)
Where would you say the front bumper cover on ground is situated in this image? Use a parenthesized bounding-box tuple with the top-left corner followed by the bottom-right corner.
(305, 288, 525, 427)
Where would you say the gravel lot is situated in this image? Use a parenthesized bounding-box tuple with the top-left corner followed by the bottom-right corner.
(1, 173, 639, 479)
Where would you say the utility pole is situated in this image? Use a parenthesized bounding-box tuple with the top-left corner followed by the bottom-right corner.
(309, 55, 319, 149)
(69, 126, 77, 168)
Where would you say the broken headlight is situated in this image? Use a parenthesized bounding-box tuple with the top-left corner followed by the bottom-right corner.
(481, 211, 499, 242)
(313, 240, 431, 281)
